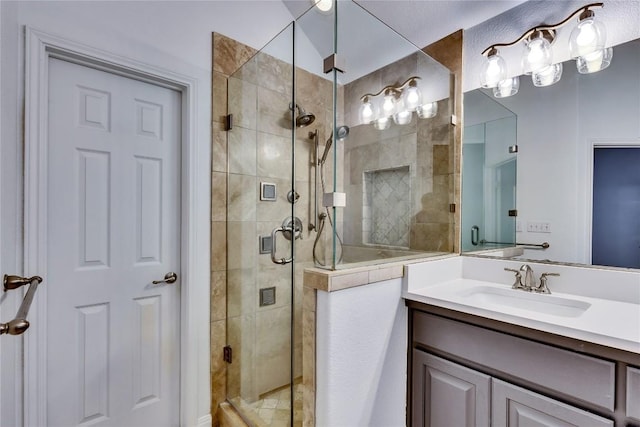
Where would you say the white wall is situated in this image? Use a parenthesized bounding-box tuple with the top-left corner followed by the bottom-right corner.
(0, 1, 295, 426)
(316, 278, 407, 427)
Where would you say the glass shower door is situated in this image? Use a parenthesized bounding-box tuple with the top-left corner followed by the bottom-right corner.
(225, 23, 298, 426)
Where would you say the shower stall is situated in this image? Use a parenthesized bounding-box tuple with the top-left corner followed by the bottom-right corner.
(220, 1, 454, 425)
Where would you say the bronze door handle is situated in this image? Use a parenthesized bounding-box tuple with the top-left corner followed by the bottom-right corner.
(152, 272, 178, 285)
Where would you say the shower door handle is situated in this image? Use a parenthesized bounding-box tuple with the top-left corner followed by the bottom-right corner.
(1, 275, 43, 336)
(271, 226, 293, 265)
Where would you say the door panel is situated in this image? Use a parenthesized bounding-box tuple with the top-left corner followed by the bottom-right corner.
(46, 58, 181, 427)
(592, 147, 640, 268)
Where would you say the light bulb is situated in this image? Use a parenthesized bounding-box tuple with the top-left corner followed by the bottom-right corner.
(480, 50, 507, 88)
(373, 117, 391, 131)
(358, 98, 375, 124)
(522, 33, 552, 74)
(569, 13, 606, 58)
(532, 63, 562, 87)
(576, 47, 612, 74)
(381, 93, 396, 118)
(493, 76, 519, 98)
(313, 0, 332, 12)
(392, 99, 412, 125)
(416, 102, 437, 119)
(402, 83, 422, 112)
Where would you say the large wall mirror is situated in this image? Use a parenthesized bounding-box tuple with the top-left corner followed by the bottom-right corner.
(463, 37, 640, 270)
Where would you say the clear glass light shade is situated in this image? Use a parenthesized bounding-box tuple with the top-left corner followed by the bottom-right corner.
(531, 63, 563, 87)
(493, 76, 520, 98)
(480, 53, 507, 88)
(576, 47, 612, 74)
(381, 94, 396, 118)
(402, 85, 422, 112)
(569, 16, 606, 58)
(522, 35, 553, 74)
(392, 99, 412, 125)
(373, 117, 391, 130)
(416, 101, 438, 119)
(358, 99, 376, 124)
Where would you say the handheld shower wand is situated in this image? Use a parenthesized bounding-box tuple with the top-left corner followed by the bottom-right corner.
(319, 125, 349, 165)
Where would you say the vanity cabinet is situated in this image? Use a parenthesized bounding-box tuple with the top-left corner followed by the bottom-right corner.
(407, 302, 640, 426)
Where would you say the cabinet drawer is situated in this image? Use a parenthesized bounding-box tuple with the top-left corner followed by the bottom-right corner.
(413, 311, 615, 411)
(492, 379, 613, 426)
(628, 366, 640, 421)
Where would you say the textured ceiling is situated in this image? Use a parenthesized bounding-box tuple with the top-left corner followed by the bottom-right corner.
(282, 0, 528, 48)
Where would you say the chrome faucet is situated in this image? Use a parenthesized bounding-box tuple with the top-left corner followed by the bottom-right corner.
(532, 272, 560, 294)
(520, 264, 535, 290)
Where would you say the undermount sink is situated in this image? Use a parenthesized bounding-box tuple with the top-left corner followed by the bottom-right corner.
(458, 286, 591, 318)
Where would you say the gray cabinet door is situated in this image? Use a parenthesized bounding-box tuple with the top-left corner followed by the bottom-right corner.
(492, 379, 613, 427)
(412, 350, 490, 427)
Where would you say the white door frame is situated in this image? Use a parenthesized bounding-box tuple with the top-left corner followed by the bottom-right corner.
(582, 138, 640, 266)
(23, 28, 210, 427)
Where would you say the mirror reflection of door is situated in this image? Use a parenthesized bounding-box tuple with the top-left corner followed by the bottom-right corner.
(592, 147, 640, 269)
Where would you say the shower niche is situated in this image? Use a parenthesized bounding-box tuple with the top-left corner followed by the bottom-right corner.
(363, 166, 412, 248)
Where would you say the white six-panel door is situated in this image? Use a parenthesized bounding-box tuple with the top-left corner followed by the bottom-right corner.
(45, 57, 181, 427)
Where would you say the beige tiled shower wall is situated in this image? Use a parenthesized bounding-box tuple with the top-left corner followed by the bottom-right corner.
(343, 52, 455, 253)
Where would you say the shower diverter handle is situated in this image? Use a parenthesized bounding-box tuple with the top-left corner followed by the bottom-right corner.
(271, 226, 293, 265)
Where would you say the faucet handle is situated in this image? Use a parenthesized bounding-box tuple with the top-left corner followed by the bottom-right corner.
(504, 268, 524, 290)
(535, 272, 560, 294)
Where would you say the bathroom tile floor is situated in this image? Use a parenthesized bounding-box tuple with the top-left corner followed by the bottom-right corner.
(229, 381, 302, 427)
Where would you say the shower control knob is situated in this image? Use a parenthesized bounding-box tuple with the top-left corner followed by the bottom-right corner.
(287, 190, 301, 204)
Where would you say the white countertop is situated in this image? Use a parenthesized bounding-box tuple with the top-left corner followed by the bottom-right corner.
(403, 257, 640, 354)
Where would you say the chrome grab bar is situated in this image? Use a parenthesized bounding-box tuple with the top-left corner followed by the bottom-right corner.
(1, 275, 43, 336)
(471, 225, 480, 246)
(271, 226, 293, 265)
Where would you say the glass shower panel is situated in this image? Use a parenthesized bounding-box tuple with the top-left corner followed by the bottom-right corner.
(226, 23, 297, 426)
(331, 1, 454, 268)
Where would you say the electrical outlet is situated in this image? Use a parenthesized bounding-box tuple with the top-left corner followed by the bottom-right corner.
(527, 221, 551, 233)
(516, 221, 523, 232)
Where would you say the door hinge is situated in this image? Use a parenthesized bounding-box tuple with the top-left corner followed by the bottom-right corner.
(223, 345, 232, 363)
(224, 114, 233, 131)
(450, 114, 457, 126)
(509, 145, 518, 154)
(508, 209, 518, 217)
(449, 203, 456, 213)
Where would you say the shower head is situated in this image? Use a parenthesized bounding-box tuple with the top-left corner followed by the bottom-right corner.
(320, 125, 349, 165)
(293, 104, 316, 128)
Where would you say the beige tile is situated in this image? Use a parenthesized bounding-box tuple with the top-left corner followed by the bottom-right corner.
(213, 33, 258, 77)
(227, 221, 257, 270)
(211, 221, 227, 272)
(257, 51, 293, 96)
(211, 126, 227, 173)
(368, 264, 404, 283)
(255, 177, 291, 222)
(227, 268, 256, 317)
(329, 271, 370, 291)
(256, 266, 292, 310)
(211, 270, 227, 322)
(228, 77, 258, 131)
(255, 306, 292, 395)
(257, 86, 292, 138)
(302, 287, 316, 312)
(211, 320, 227, 414)
(228, 126, 257, 176)
(211, 171, 227, 222)
(228, 174, 257, 222)
(212, 72, 228, 124)
(257, 132, 292, 180)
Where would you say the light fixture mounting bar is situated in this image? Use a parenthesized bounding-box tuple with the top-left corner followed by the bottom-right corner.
(480, 2, 604, 56)
(359, 76, 421, 101)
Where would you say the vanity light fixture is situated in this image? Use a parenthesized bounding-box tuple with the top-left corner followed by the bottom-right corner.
(358, 76, 438, 129)
(480, 2, 611, 97)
